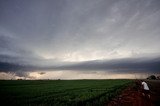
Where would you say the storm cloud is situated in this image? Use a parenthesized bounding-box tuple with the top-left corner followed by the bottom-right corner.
(0, 0, 160, 79)
(0, 56, 159, 74)
(53, 57, 160, 73)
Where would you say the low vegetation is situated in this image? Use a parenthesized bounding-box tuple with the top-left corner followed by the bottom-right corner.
(147, 75, 160, 80)
(0, 79, 132, 106)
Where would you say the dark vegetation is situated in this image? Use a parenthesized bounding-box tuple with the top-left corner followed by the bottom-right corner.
(0, 79, 131, 106)
(146, 74, 160, 80)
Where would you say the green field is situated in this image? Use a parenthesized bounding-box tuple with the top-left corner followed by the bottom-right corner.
(0, 79, 132, 106)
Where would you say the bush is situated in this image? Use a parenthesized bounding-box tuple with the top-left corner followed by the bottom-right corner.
(147, 75, 156, 80)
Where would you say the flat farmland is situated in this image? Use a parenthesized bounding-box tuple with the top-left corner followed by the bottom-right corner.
(0, 79, 132, 106)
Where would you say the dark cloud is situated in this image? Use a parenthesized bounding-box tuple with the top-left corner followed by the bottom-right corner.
(52, 57, 160, 74)
(38, 72, 46, 75)
(0, 61, 35, 72)
(1, 56, 159, 74)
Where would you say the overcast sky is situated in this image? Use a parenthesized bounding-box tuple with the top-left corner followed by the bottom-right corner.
(0, 0, 160, 79)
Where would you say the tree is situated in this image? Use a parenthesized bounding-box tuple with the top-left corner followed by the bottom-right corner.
(147, 75, 156, 80)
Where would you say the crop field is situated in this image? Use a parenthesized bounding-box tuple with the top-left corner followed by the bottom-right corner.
(0, 79, 132, 106)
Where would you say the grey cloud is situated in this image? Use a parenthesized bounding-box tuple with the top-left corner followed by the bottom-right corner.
(0, 61, 35, 72)
(0, 34, 41, 65)
(0, 56, 160, 74)
(1, 0, 160, 55)
(0, 55, 160, 78)
(52, 57, 160, 74)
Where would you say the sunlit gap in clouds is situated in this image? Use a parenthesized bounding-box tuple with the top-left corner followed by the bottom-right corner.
(39, 50, 133, 62)
(28, 70, 149, 80)
(0, 70, 151, 80)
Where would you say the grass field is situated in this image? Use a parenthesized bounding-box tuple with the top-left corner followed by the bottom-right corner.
(0, 79, 132, 106)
